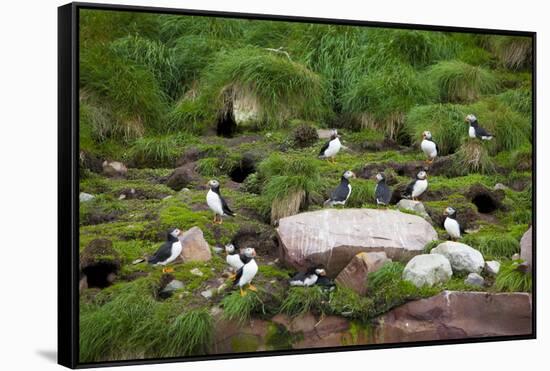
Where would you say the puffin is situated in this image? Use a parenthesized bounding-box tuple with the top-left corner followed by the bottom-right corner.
(402, 170, 428, 201)
(147, 228, 183, 273)
(318, 129, 342, 163)
(421, 131, 438, 163)
(324, 170, 356, 207)
(206, 179, 235, 224)
(374, 172, 392, 206)
(225, 243, 244, 272)
(289, 267, 327, 287)
(465, 114, 494, 140)
(233, 247, 258, 296)
(443, 207, 461, 240)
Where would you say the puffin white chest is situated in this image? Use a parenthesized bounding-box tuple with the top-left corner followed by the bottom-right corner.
(207, 189, 224, 215)
(238, 259, 258, 287)
(412, 179, 428, 198)
(469, 126, 476, 138)
(421, 139, 437, 158)
(444, 217, 461, 239)
(324, 138, 341, 158)
(164, 240, 182, 265)
(226, 254, 244, 270)
(346, 184, 352, 201)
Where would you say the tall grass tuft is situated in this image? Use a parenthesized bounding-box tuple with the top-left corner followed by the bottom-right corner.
(405, 103, 466, 155)
(342, 63, 433, 139)
(163, 308, 214, 356)
(427, 60, 497, 103)
(128, 136, 181, 168)
(491, 36, 532, 71)
(495, 261, 532, 292)
(257, 154, 322, 223)
(80, 46, 167, 140)
(280, 287, 328, 317)
(221, 291, 265, 324)
(201, 47, 329, 128)
(453, 139, 496, 175)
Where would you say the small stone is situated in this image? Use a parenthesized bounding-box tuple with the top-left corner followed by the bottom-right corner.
(217, 283, 227, 293)
(118, 194, 126, 200)
(403, 254, 453, 288)
(396, 199, 431, 220)
(163, 279, 184, 292)
(213, 246, 224, 254)
(210, 307, 223, 316)
(485, 261, 501, 276)
(512, 253, 521, 261)
(163, 195, 173, 201)
(180, 188, 190, 193)
(201, 289, 214, 299)
(431, 241, 485, 274)
(190, 268, 204, 277)
(465, 273, 485, 287)
(494, 183, 508, 191)
(79, 192, 95, 202)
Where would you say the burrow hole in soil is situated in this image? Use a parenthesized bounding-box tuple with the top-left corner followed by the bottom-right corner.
(82, 263, 118, 289)
(229, 159, 256, 183)
(472, 193, 497, 213)
(216, 112, 237, 137)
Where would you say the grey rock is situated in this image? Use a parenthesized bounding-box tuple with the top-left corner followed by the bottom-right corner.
(79, 192, 95, 202)
(162, 279, 184, 293)
(102, 160, 127, 178)
(494, 183, 509, 191)
(396, 199, 431, 221)
(403, 254, 453, 287)
(431, 241, 485, 274)
(201, 289, 214, 299)
(485, 260, 501, 276)
(520, 227, 532, 273)
(190, 268, 204, 277)
(512, 253, 521, 261)
(464, 273, 485, 287)
(278, 209, 438, 276)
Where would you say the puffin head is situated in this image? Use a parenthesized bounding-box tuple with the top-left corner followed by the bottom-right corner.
(225, 243, 236, 254)
(315, 268, 327, 276)
(422, 131, 432, 140)
(343, 170, 356, 180)
(375, 172, 385, 182)
(465, 114, 477, 125)
(243, 247, 257, 258)
(330, 129, 341, 140)
(416, 170, 427, 180)
(168, 228, 183, 239)
(208, 179, 220, 189)
(444, 206, 456, 216)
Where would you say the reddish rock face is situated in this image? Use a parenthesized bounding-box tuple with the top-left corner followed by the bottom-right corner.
(179, 227, 212, 262)
(520, 226, 532, 272)
(335, 252, 390, 295)
(375, 291, 532, 343)
(277, 209, 438, 277)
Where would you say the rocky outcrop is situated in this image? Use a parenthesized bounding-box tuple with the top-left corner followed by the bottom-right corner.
(464, 273, 485, 287)
(431, 241, 484, 274)
(485, 260, 501, 275)
(277, 209, 438, 276)
(335, 252, 390, 295)
(520, 226, 532, 273)
(375, 291, 533, 342)
(403, 254, 453, 287)
(179, 227, 212, 262)
(102, 160, 128, 178)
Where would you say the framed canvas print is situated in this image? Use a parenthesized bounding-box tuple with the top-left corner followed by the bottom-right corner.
(58, 2, 536, 368)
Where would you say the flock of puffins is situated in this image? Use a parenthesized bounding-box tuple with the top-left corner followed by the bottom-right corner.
(140, 114, 494, 296)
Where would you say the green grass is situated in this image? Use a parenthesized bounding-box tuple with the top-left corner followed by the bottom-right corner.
(201, 47, 329, 128)
(427, 60, 497, 103)
(162, 308, 214, 356)
(490, 35, 532, 71)
(280, 287, 328, 317)
(328, 287, 373, 322)
(495, 261, 532, 292)
(342, 62, 433, 139)
(129, 136, 182, 168)
(221, 291, 265, 324)
(462, 231, 520, 260)
(453, 138, 496, 175)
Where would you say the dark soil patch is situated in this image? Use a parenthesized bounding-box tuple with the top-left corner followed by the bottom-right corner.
(231, 225, 279, 258)
(464, 184, 505, 214)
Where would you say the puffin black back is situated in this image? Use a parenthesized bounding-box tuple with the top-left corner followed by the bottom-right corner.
(59, 2, 536, 368)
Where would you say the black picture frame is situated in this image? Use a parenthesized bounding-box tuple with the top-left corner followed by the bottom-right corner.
(58, 2, 537, 369)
